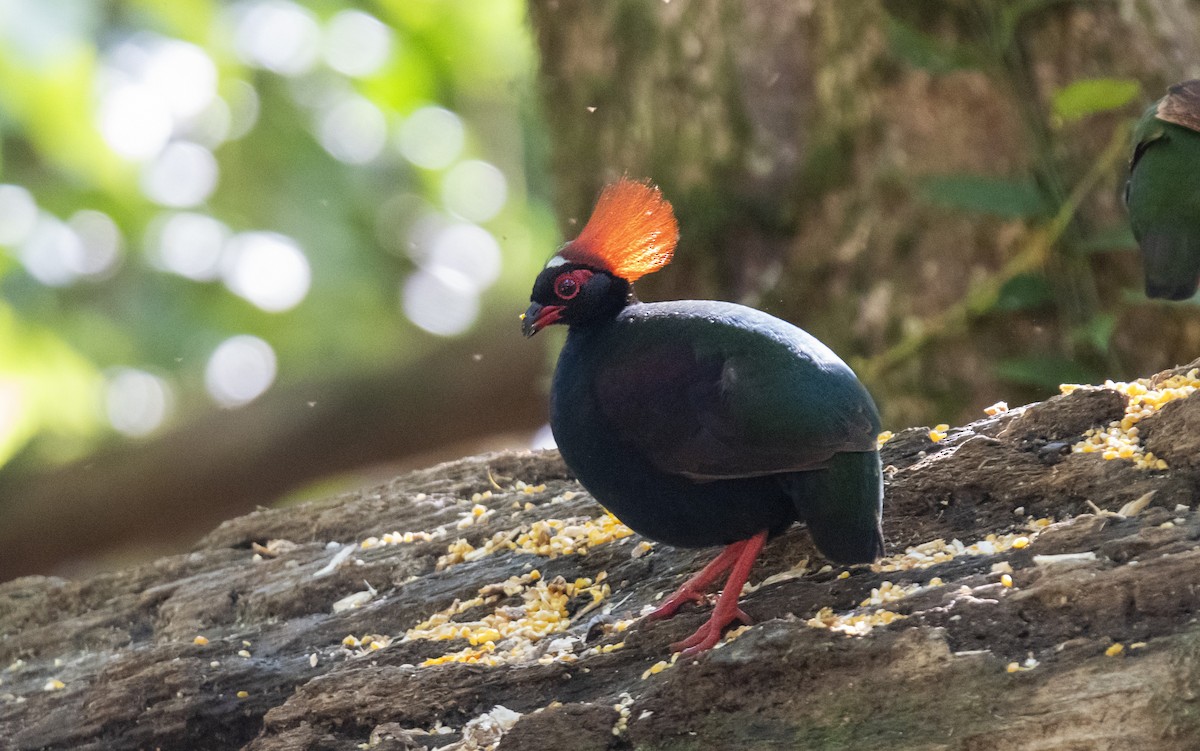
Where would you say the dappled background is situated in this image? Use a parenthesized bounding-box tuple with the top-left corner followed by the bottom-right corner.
(1, 0, 1197, 579)
(0, 0, 553, 577)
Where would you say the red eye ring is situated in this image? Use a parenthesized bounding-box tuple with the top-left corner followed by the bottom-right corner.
(554, 269, 592, 300)
(554, 275, 578, 299)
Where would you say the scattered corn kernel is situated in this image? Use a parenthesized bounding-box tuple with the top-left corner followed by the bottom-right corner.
(642, 660, 669, 679)
(1011, 536, 1030, 549)
(43, 679, 65, 691)
(1105, 643, 1124, 657)
(407, 570, 611, 668)
(877, 430, 894, 447)
(437, 514, 634, 569)
(1001, 574, 1013, 588)
(984, 401, 1009, 416)
(807, 607, 907, 636)
(237, 650, 251, 658)
(237, 690, 249, 698)
(1005, 662, 1021, 673)
(1065, 370, 1200, 470)
(193, 636, 209, 646)
(341, 634, 392, 654)
(640, 657, 679, 679)
(874, 530, 1041, 573)
(859, 581, 920, 607)
(929, 424, 950, 443)
(362, 530, 437, 549)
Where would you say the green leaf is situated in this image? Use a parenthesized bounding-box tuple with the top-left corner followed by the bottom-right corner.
(884, 16, 977, 73)
(919, 174, 1050, 218)
(994, 273, 1053, 311)
(994, 356, 1098, 390)
(1052, 78, 1141, 123)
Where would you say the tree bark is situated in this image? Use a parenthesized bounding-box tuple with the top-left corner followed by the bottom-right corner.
(5, 359, 1200, 749)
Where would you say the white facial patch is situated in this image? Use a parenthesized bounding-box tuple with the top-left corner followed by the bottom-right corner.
(544, 255, 568, 269)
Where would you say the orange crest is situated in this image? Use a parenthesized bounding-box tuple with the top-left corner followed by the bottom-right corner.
(560, 178, 679, 282)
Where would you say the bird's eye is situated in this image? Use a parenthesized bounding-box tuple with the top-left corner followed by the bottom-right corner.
(554, 275, 578, 299)
(554, 270, 591, 300)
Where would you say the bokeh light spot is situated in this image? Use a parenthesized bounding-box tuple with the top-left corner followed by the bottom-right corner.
(141, 141, 219, 207)
(233, 0, 322, 77)
(397, 106, 464, 170)
(0, 184, 38, 246)
(317, 95, 387, 164)
(182, 96, 233, 147)
(68, 210, 123, 277)
(0, 0, 94, 67)
(99, 84, 173, 160)
(425, 223, 501, 292)
(222, 231, 312, 312)
(148, 212, 230, 281)
(442, 160, 507, 222)
(324, 10, 392, 77)
(205, 335, 277, 407)
(226, 80, 261, 140)
(141, 38, 218, 120)
(402, 268, 479, 337)
(19, 214, 84, 286)
(106, 368, 172, 437)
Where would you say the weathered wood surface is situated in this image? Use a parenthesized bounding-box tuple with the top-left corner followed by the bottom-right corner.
(6, 361, 1200, 750)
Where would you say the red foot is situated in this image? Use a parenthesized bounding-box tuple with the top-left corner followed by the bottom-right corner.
(646, 530, 769, 656)
(670, 607, 752, 655)
(645, 539, 747, 622)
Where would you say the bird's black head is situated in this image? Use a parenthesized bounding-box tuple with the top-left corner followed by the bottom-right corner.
(521, 178, 676, 337)
(522, 258, 631, 337)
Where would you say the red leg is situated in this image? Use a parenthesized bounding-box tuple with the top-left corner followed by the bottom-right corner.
(644, 538, 749, 622)
(669, 530, 768, 656)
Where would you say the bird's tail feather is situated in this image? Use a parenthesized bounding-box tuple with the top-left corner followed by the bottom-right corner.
(1141, 231, 1200, 300)
(781, 451, 884, 564)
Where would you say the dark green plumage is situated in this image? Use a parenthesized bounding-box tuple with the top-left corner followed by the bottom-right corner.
(1127, 80, 1200, 300)
(550, 299, 883, 560)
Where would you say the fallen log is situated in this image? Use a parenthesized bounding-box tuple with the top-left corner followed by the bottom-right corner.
(4, 360, 1200, 750)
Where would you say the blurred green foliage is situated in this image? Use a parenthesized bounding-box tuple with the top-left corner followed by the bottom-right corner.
(882, 3, 1149, 402)
(918, 175, 1051, 219)
(0, 0, 552, 470)
(1052, 78, 1141, 124)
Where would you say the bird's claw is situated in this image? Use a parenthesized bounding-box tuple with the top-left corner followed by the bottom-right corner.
(644, 589, 706, 622)
(668, 608, 752, 656)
